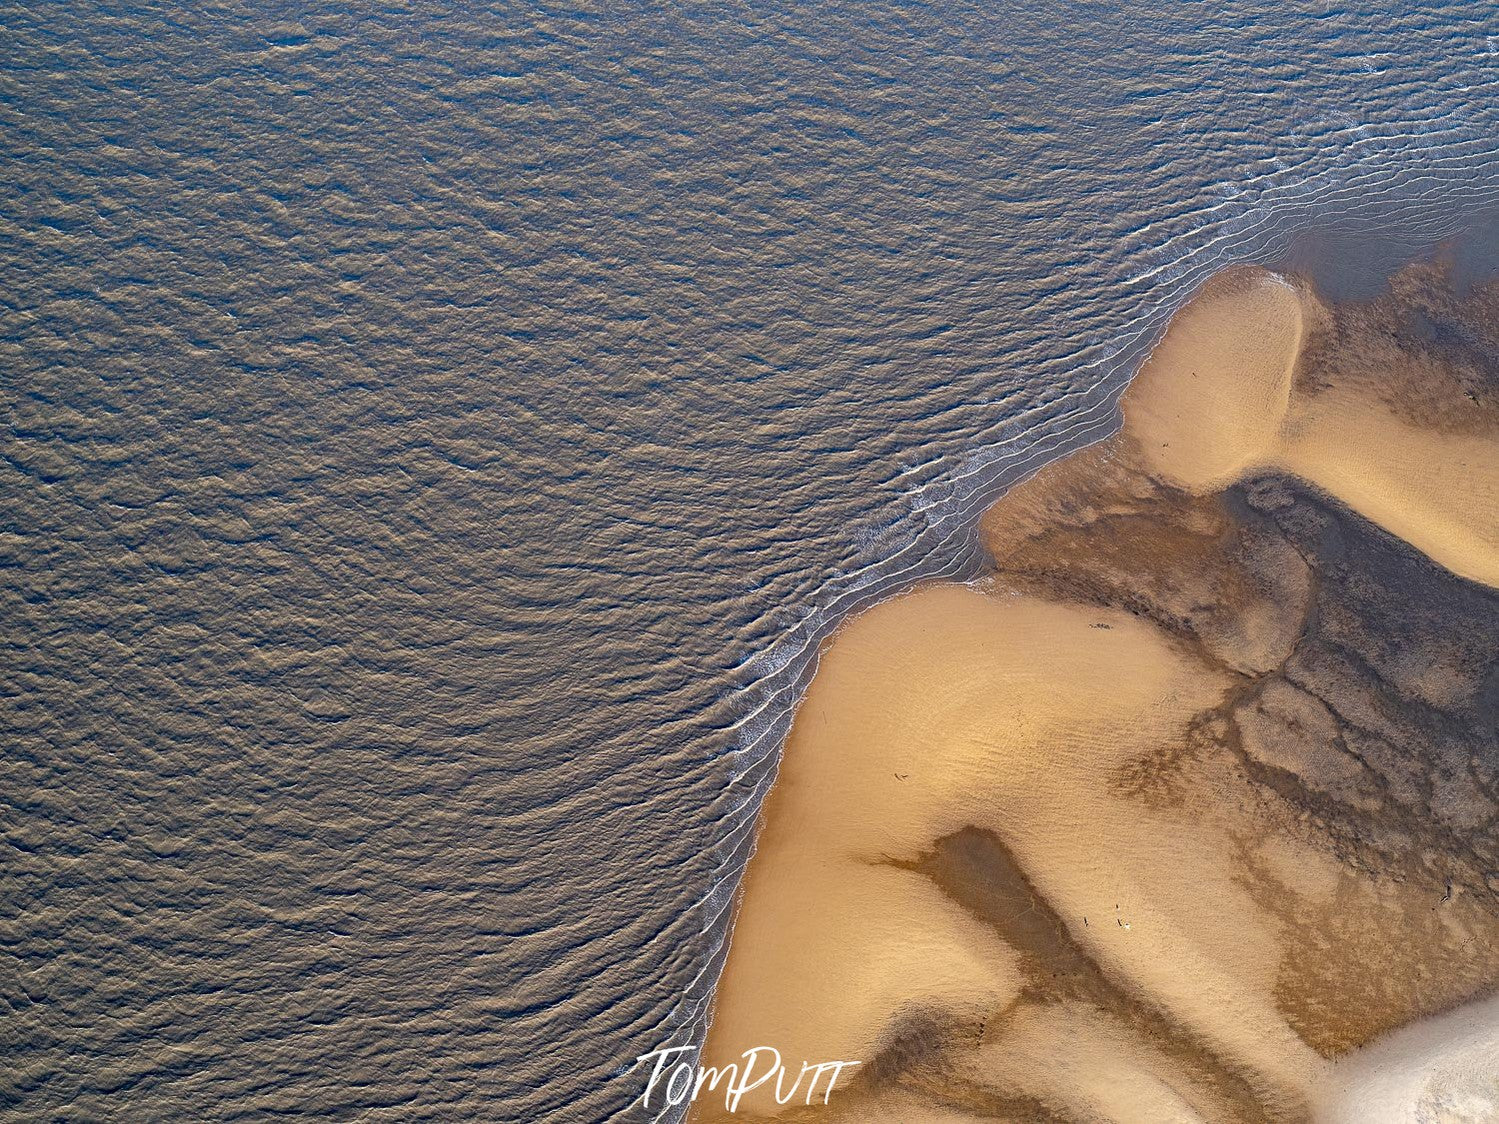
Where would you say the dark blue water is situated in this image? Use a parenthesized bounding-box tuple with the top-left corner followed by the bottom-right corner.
(2, 1, 1496, 1119)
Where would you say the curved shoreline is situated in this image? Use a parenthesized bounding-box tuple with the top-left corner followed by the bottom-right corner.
(689, 257, 1499, 1122)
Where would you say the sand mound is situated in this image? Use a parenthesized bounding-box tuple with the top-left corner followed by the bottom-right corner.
(1125, 268, 1303, 493)
(1313, 993, 1499, 1124)
(696, 261, 1499, 1122)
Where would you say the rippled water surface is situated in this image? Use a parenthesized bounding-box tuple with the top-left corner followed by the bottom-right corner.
(3, 2, 1497, 1120)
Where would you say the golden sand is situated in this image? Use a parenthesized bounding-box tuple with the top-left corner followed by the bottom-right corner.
(1279, 388, 1499, 588)
(695, 263, 1499, 1122)
(1126, 268, 1303, 492)
(1126, 265, 1499, 587)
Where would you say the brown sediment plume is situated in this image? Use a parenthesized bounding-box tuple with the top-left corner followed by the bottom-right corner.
(694, 261, 1499, 1123)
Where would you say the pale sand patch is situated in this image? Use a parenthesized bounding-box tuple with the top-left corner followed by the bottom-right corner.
(1124, 268, 1303, 493)
(1312, 992, 1499, 1124)
(1278, 386, 1499, 589)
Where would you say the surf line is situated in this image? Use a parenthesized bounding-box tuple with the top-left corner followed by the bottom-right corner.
(634, 1044, 861, 1113)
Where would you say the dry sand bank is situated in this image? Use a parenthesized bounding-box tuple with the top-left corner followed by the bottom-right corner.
(694, 261, 1499, 1123)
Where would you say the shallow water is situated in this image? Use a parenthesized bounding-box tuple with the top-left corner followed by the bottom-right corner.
(2, 2, 1497, 1120)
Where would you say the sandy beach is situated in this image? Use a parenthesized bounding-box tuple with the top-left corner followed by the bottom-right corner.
(695, 262, 1499, 1122)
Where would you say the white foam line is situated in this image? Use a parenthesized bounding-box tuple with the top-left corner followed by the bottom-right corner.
(660, 125, 1499, 1114)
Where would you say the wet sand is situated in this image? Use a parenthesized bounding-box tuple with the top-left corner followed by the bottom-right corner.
(695, 262, 1499, 1122)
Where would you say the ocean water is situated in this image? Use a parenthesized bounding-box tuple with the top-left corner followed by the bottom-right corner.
(1, 1, 1497, 1120)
